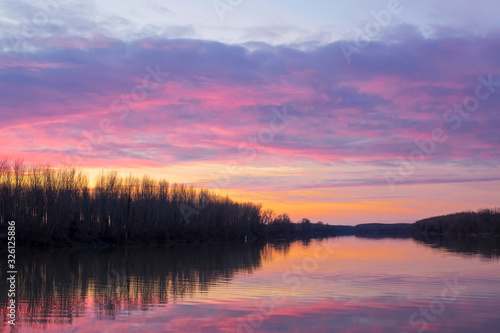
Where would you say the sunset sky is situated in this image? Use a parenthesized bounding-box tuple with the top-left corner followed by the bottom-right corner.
(1, 0, 499, 224)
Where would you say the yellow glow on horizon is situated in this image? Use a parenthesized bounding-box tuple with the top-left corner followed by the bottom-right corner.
(72, 165, 500, 226)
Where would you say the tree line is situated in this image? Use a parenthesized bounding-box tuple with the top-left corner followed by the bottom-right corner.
(0, 160, 266, 246)
(413, 208, 500, 236)
(343, 208, 500, 238)
(0, 160, 336, 246)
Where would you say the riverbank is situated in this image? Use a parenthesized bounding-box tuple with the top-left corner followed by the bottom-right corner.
(334, 208, 500, 238)
(0, 222, 339, 249)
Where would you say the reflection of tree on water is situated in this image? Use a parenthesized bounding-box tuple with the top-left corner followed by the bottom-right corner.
(0, 241, 290, 329)
(413, 234, 500, 259)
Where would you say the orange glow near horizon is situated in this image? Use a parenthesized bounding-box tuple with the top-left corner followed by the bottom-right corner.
(56, 165, 500, 225)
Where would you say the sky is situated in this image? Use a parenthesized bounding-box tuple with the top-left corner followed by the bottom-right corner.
(0, 0, 499, 224)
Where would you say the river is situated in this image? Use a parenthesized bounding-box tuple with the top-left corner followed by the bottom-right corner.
(1, 236, 500, 332)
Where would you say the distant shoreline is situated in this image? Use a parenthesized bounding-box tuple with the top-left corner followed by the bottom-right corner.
(337, 208, 500, 238)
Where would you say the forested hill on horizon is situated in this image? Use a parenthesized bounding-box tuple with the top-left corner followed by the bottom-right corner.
(341, 208, 500, 237)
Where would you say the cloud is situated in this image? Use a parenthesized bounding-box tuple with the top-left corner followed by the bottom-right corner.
(0, 22, 499, 191)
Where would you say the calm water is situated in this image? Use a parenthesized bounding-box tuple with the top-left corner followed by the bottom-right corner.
(1, 237, 500, 332)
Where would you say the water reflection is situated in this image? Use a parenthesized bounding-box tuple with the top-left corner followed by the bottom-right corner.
(1, 237, 500, 332)
(413, 234, 500, 259)
(0, 242, 287, 330)
(355, 233, 500, 259)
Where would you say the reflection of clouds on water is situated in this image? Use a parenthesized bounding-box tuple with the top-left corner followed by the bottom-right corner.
(1, 238, 499, 332)
(70, 298, 500, 333)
